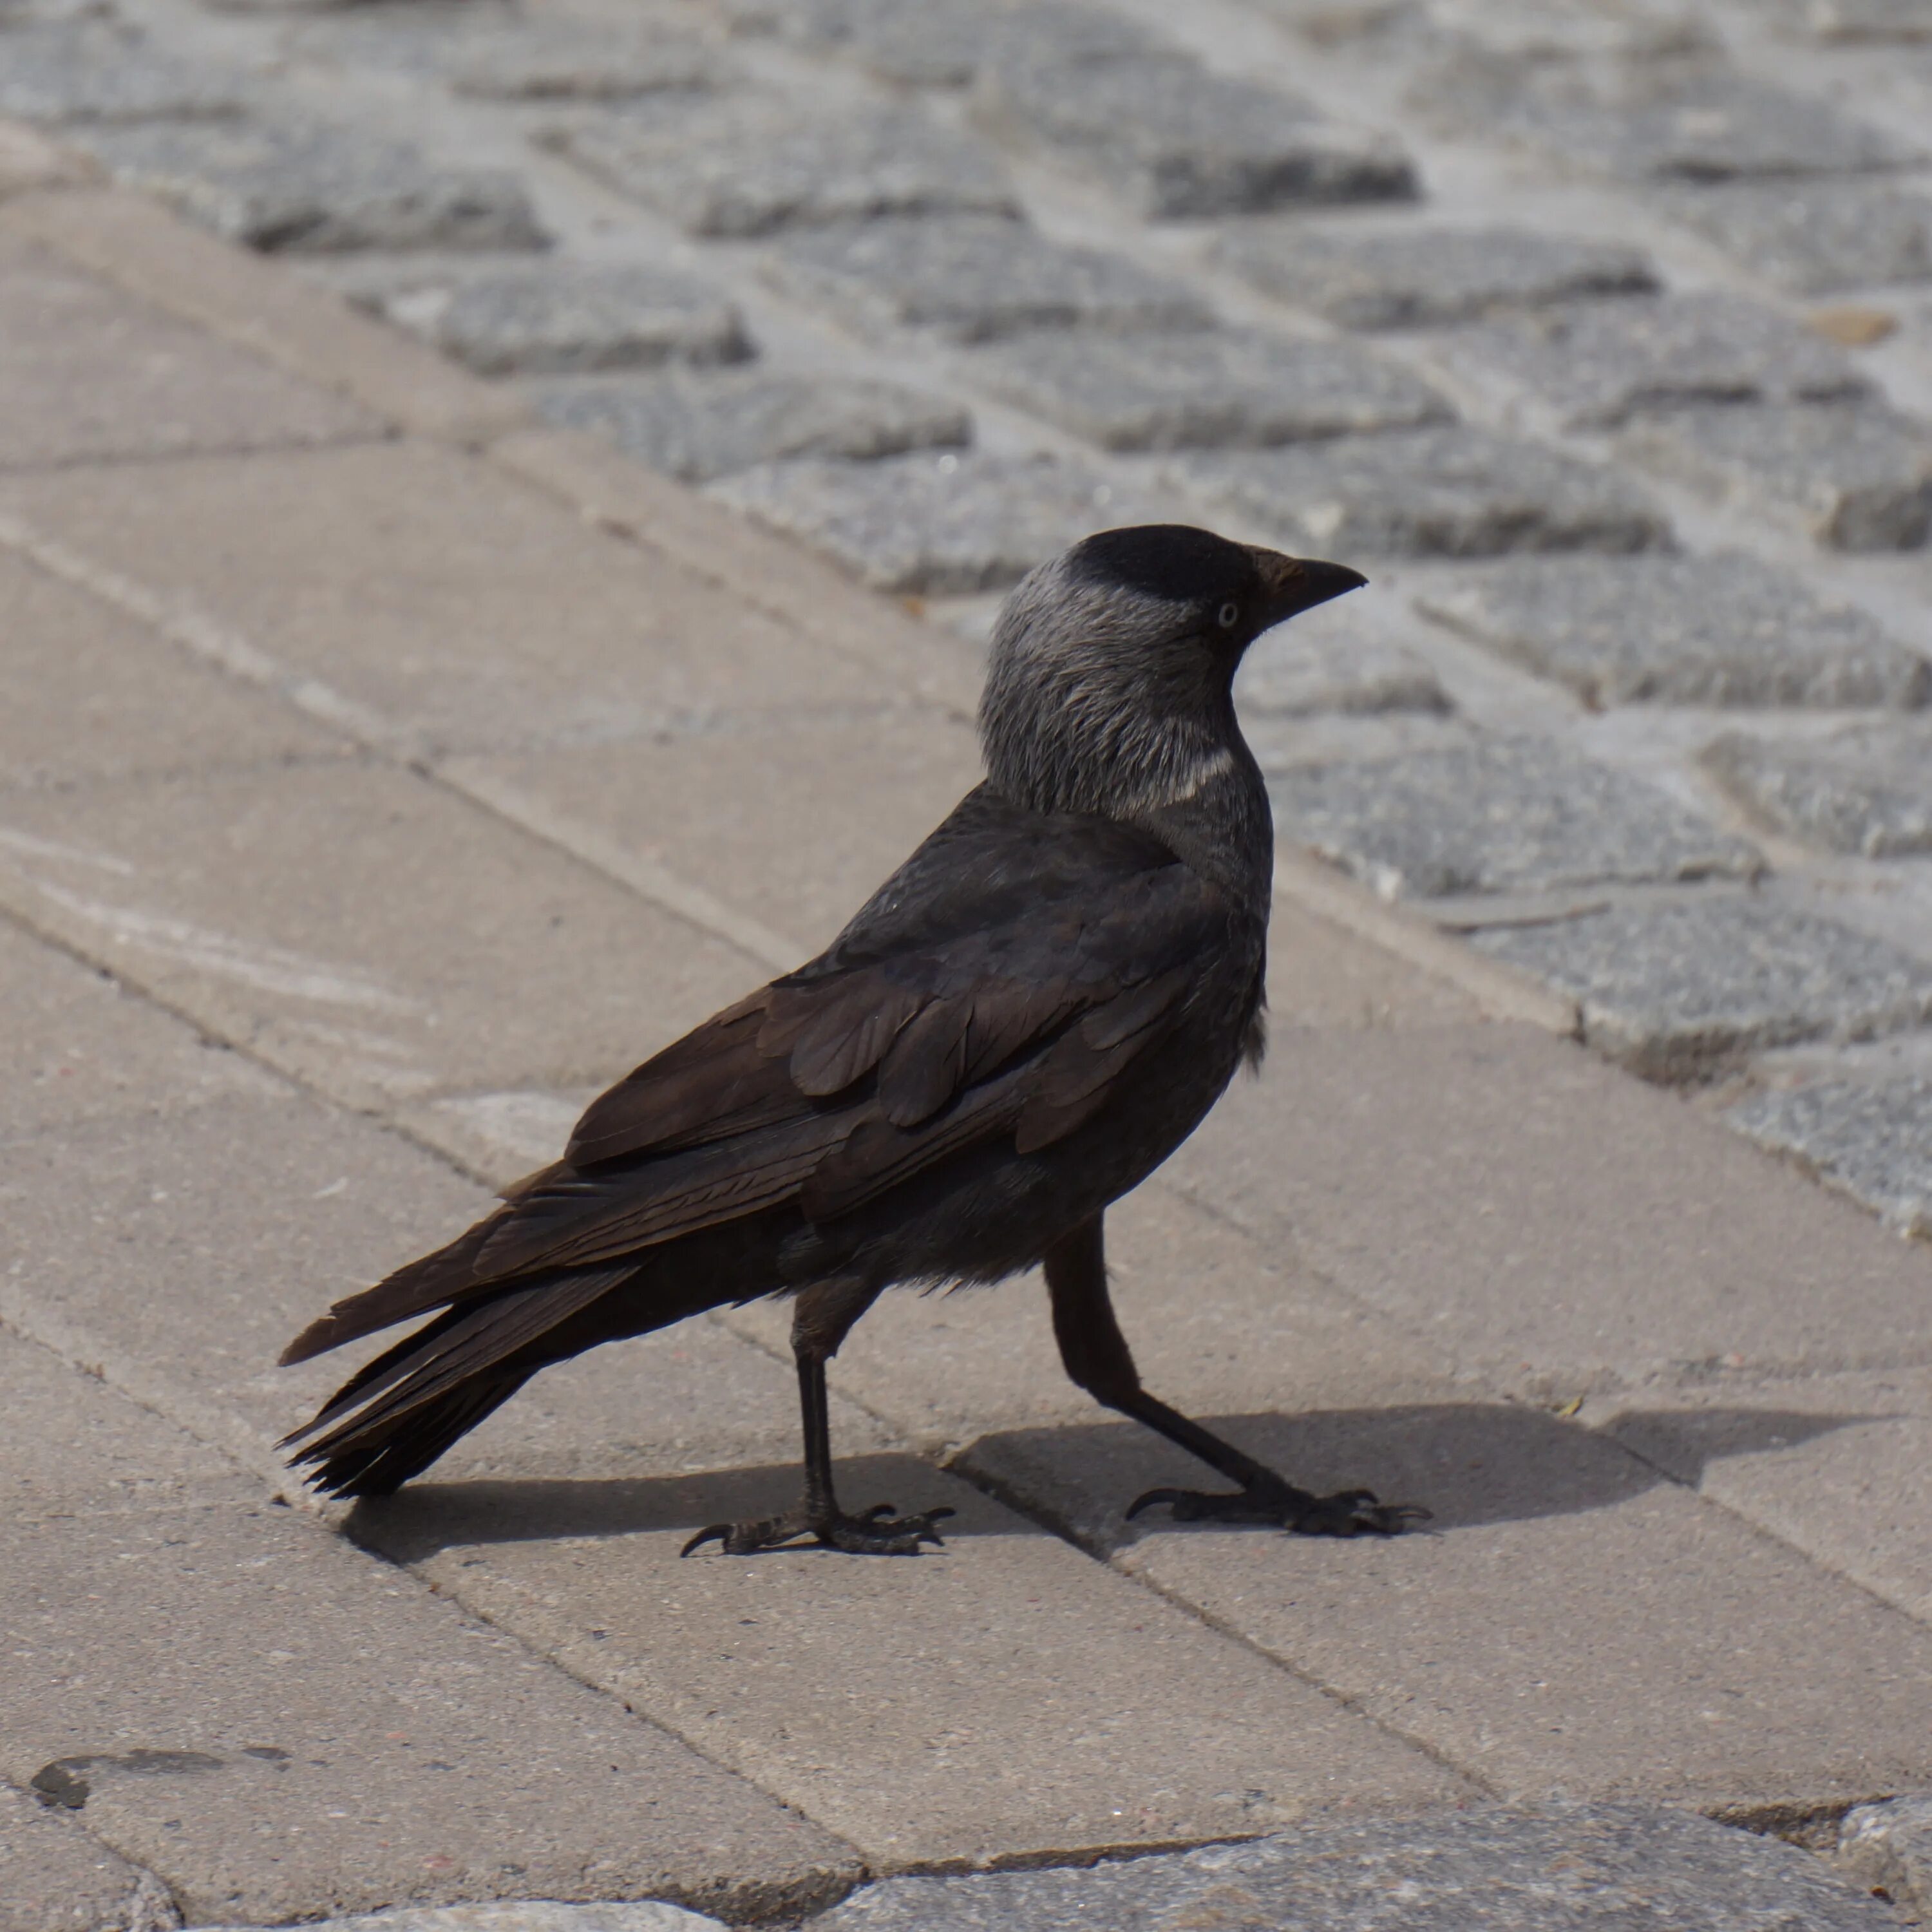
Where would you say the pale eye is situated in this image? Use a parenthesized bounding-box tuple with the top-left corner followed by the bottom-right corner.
(1217, 600, 1241, 629)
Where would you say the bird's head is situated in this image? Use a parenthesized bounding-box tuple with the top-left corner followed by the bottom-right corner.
(978, 524, 1365, 820)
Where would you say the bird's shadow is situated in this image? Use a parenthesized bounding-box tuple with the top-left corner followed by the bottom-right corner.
(352, 1400, 1878, 1564)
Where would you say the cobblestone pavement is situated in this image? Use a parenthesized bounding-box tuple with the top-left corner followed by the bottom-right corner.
(11, 0, 1931, 1217)
(4, 0, 1932, 1926)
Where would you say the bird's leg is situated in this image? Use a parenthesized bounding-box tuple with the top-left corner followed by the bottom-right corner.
(1045, 1217, 1426, 1537)
(682, 1279, 954, 1557)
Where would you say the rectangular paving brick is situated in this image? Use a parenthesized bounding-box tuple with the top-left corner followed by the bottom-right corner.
(1417, 553, 1929, 707)
(1162, 1021, 1932, 1388)
(978, 50, 1416, 216)
(0, 440, 887, 755)
(75, 118, 548, 254)
(1443, 292, 1867, 428)
(534, 370, 969, 482)
(1, 1497, 853, 1924)
(338, 258, 752, 377)
(1653, 178, 1932, 294)
(1600, 1363, 1932, 1627)
(1703, 721, 1932, 854)
(1421, 51, 1917, 180)
(1174, 426, 1671, 556)
(1267, 735, 1762, 898)
(0, 1783, 158, 1932)
(1619, 401, 1932, 551)
(0, 234, 381, 468)
(1215, 220, 1658, 328)
(1471, 898, 1932, 1081)
(0, 759, 761, 1107)
(550, 97, 1017, 236)
(444, 706, 984, 959)
(1727, 1075, 1932, 1236)
(967, 328, 1452, 450)
(360, 1463, 1472, 1871)
(0, 542, 345, 784)
(763, 216, 1212, 343)
(710, 450, 1155, 594)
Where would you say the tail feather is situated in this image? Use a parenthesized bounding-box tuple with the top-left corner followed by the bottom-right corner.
(298, 1373, 530, 1499)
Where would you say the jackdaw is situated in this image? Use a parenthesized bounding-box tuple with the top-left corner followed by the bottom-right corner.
(280, 524, 1423, 1553)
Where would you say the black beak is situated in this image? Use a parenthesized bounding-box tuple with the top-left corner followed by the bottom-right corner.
(1245, 547, 1368, 624)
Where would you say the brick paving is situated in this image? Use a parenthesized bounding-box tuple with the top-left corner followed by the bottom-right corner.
(3, 0, 1932, 1924)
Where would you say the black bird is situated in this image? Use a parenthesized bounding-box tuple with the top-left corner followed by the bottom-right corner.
(280, 525, 1424, 1553)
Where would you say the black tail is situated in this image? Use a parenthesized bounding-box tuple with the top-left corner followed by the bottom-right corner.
(281, 1264, 635, 1497)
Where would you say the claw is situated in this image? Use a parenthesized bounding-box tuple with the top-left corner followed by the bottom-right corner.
(681, 1522, 734, 1558)
(1126, 1486, 1191, 1522)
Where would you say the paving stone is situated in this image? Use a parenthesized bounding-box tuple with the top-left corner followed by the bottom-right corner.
(1238, 607, 1451, 716)
(709, 449, 1150, 593)
(446, 26, 727, 101)
(1620, 402, 1932, 551)
(339, 260, 751, 377)
(1472, 898, 1932, 1081)
(0, 920, 285, 1143)
(0, 439, 887, 755)
(1840, 1795, 1932, 1920)
(978, 50, 1416, 216)
(1599, 1365, 1932, 1625)
(1215, 220, 1658, 328)
(549, 97, 1016, 237)
(810, 1804, 1901, 1930)
(73, 118, 548, 254)
(1166, 1021, 1932, 1387)
(0, 234, 381, 468)
(0, 544, 345, 790)
(0, 1501, 852, 1924)
(723, 0, 1162, 86)
(1267, 735, 1760, 897)
(1445, 292, 1868, 428)
(361, 1463, 1470, 1873)
(763, 216, 1213, 343)
(0, 18, 242, 124)
(444, 706, 983, 957)
(0, 761, 761, 1108)
(200, 1908, 725, 1932)
(0, 1783, 158, 1932)
(1728, 1077, 1932, 1236)
(1703, 722, 1932, 855)
(533, 369, 969, 482)
(1174, 426, 1672, 556)
(1421, 52, 1918, 181)
(966, 327, 1452, 450)
(1653, 179, 1932, 294)
(1417, 553, 1929, 707)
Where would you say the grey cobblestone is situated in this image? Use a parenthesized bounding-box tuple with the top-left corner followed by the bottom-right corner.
(806, 1804, 1899, 1931)
(967, 327, 1453, 450)
(1703, 722, 1932, 855)
(533, 370, 969, 480)
(1443, 292, 1869, 428)
(73, 118, 549, 253)
(1652, 179, 1932, 295)
(1728, 1077, 1932, 1235)
(1267, 734, 1761, 896)
(339, 260, 752, 375)
(1214, 220, 1658, 328)
(1238, 623, 1452, 715)
(1838, 1794, 1932, 1920)
(0, 19, 242, 124)
(976, 50, 1417, 217)
(763, 216, 1212, 342)
(708, 449, 1146, 591)
(549, 98, 1018, 236)
(1417, 553, 1929, 706)
(1472, 896, 1932, 1079)
(1175, 425, 1672, 556)
(1421, 51, 1918, 180)
(199, 1908, 724, 1932)
(1620, 401, 1932, 550)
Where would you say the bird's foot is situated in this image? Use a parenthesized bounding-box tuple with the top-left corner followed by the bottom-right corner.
(1126, 1476, 1427, 1538)
(681, 1499, 956, 1558)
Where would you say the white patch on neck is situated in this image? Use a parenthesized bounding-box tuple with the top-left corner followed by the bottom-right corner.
(1157, 744, 1236, 805)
